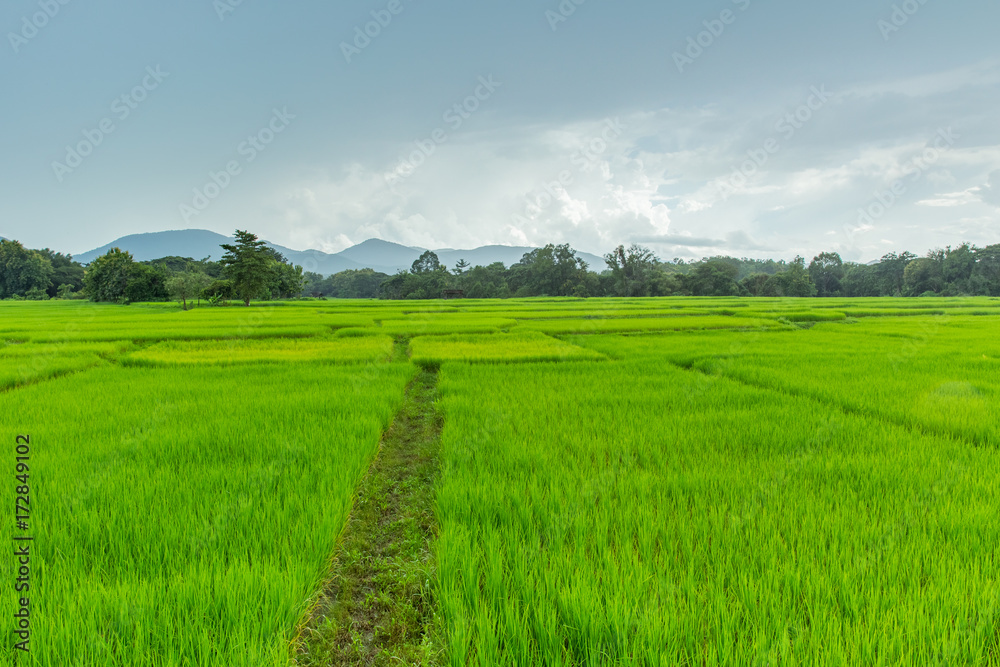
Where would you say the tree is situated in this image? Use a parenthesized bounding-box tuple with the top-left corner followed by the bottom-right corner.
(874, 251, 917, 296)
(412, 251, 445, 275)
(201, 279, 234, 304)
(124, 264, 169, 303)
(219, 230, 276, 306)
(0, 239, 54, 299)
(272, 262, 305, 299)
(763, 256, 817, 297)
(841, 263, 880, 297)
(166, 271, 212, 310)
(374, 251, 450, 299)
(25, 286, 48, 300)
(509, 244, 590, 296)
(37, 249, 84, 298)
(740, 273, 772, 297)
(942, 243, 976, 292)
(301, 271, 325, 297)
(679, 259, 741, 296)
(324, 269, 389, 298)
(604, 244, 665, 296)
(970, 244, 1000, 296)
(808, 252, 845, 297)
(903, 258, 943, 295)
(463, 262, 510, 298)
(83, 248, 137, 303)
(453, 259, 471, 275)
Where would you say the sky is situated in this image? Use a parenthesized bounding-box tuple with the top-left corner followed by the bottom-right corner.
(1, 0, 999, 264)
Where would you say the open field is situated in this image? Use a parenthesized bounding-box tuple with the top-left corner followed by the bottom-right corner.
(1, 296, 999, 665)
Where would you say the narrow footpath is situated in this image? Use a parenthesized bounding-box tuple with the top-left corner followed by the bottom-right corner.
(295, 364, 443, 666)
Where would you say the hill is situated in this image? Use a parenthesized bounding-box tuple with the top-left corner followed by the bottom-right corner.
(74, 230, 607, 276)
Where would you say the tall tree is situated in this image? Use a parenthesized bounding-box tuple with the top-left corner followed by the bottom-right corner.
(763, 256, 817, 297)
(272, 262, 305, 299)
(808, 252, 845, 297)
(0, 240, 54, 299)
(903, 258, 943, 295)
(412, 251, 445, 275)
(604, 244, 664, 296)
(841, 263, 880, 297)
(942, 243, 976, 291)
(510, 244, 590, 297)
(219, 230, 276, 306)
(83, 248, 136, 302)
(37, 249, 84, 297)
(971, 244, 1000, 296)
(874, 251, 917, 296)
(679, 259, 741, 297)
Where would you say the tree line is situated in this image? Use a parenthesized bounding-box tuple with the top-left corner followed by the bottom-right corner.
(1, 232, 998, 305)
(0, 230, 302, 307)
(370, 242, 1000, 299)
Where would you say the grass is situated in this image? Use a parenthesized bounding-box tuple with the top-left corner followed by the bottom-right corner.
(410, 332, 605, 366)
(294, 367, 444, 666)
(434, 358, 1000, 664)
(0, 341, 132, 390)
(0, 362, 414, 666)
(124, 335, 394, 366)
(518, 315, 789, 334)
(2, 299, 999, 665)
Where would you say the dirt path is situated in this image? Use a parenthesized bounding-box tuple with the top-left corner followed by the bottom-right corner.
(294, 365, 443, 666)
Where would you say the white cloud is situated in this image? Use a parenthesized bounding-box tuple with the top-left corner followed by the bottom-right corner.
(249, 62, 1000, 263)
(979, 170, 1000, 207)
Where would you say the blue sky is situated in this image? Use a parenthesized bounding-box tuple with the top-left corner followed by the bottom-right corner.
(2, 0, 998, 262)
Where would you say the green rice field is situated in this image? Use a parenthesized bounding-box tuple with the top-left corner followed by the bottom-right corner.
(2, 296, 999, 665)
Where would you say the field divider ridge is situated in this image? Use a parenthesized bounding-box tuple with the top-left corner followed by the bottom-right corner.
(292, 358, 443, 666)
(666, 356, 990, 449)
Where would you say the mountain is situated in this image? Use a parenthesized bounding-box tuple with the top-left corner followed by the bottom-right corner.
(75, 230, 233, 264)
(436, 245, 605, 271)
(74, 229, 608, 276)
(336, 238, 426, 270)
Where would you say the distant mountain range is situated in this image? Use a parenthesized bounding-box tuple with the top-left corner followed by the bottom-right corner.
(73, 230, 606, 276)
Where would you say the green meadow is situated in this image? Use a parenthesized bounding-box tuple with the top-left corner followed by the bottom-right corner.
(1, 296, 998, 665)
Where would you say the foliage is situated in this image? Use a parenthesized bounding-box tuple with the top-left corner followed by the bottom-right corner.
(677, 259, 742, 296)
(0, 238, 54, 299)
(220, 230, 278, 306)
(166, 271, 213, 309)
(762, 255, 817, 297)
(4, 233, 1000, 304)
(508, 244, 591, 297)
(38, 248, 84, 297)
(603, 244, 672, 296)
(808, 251, 845, 297)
